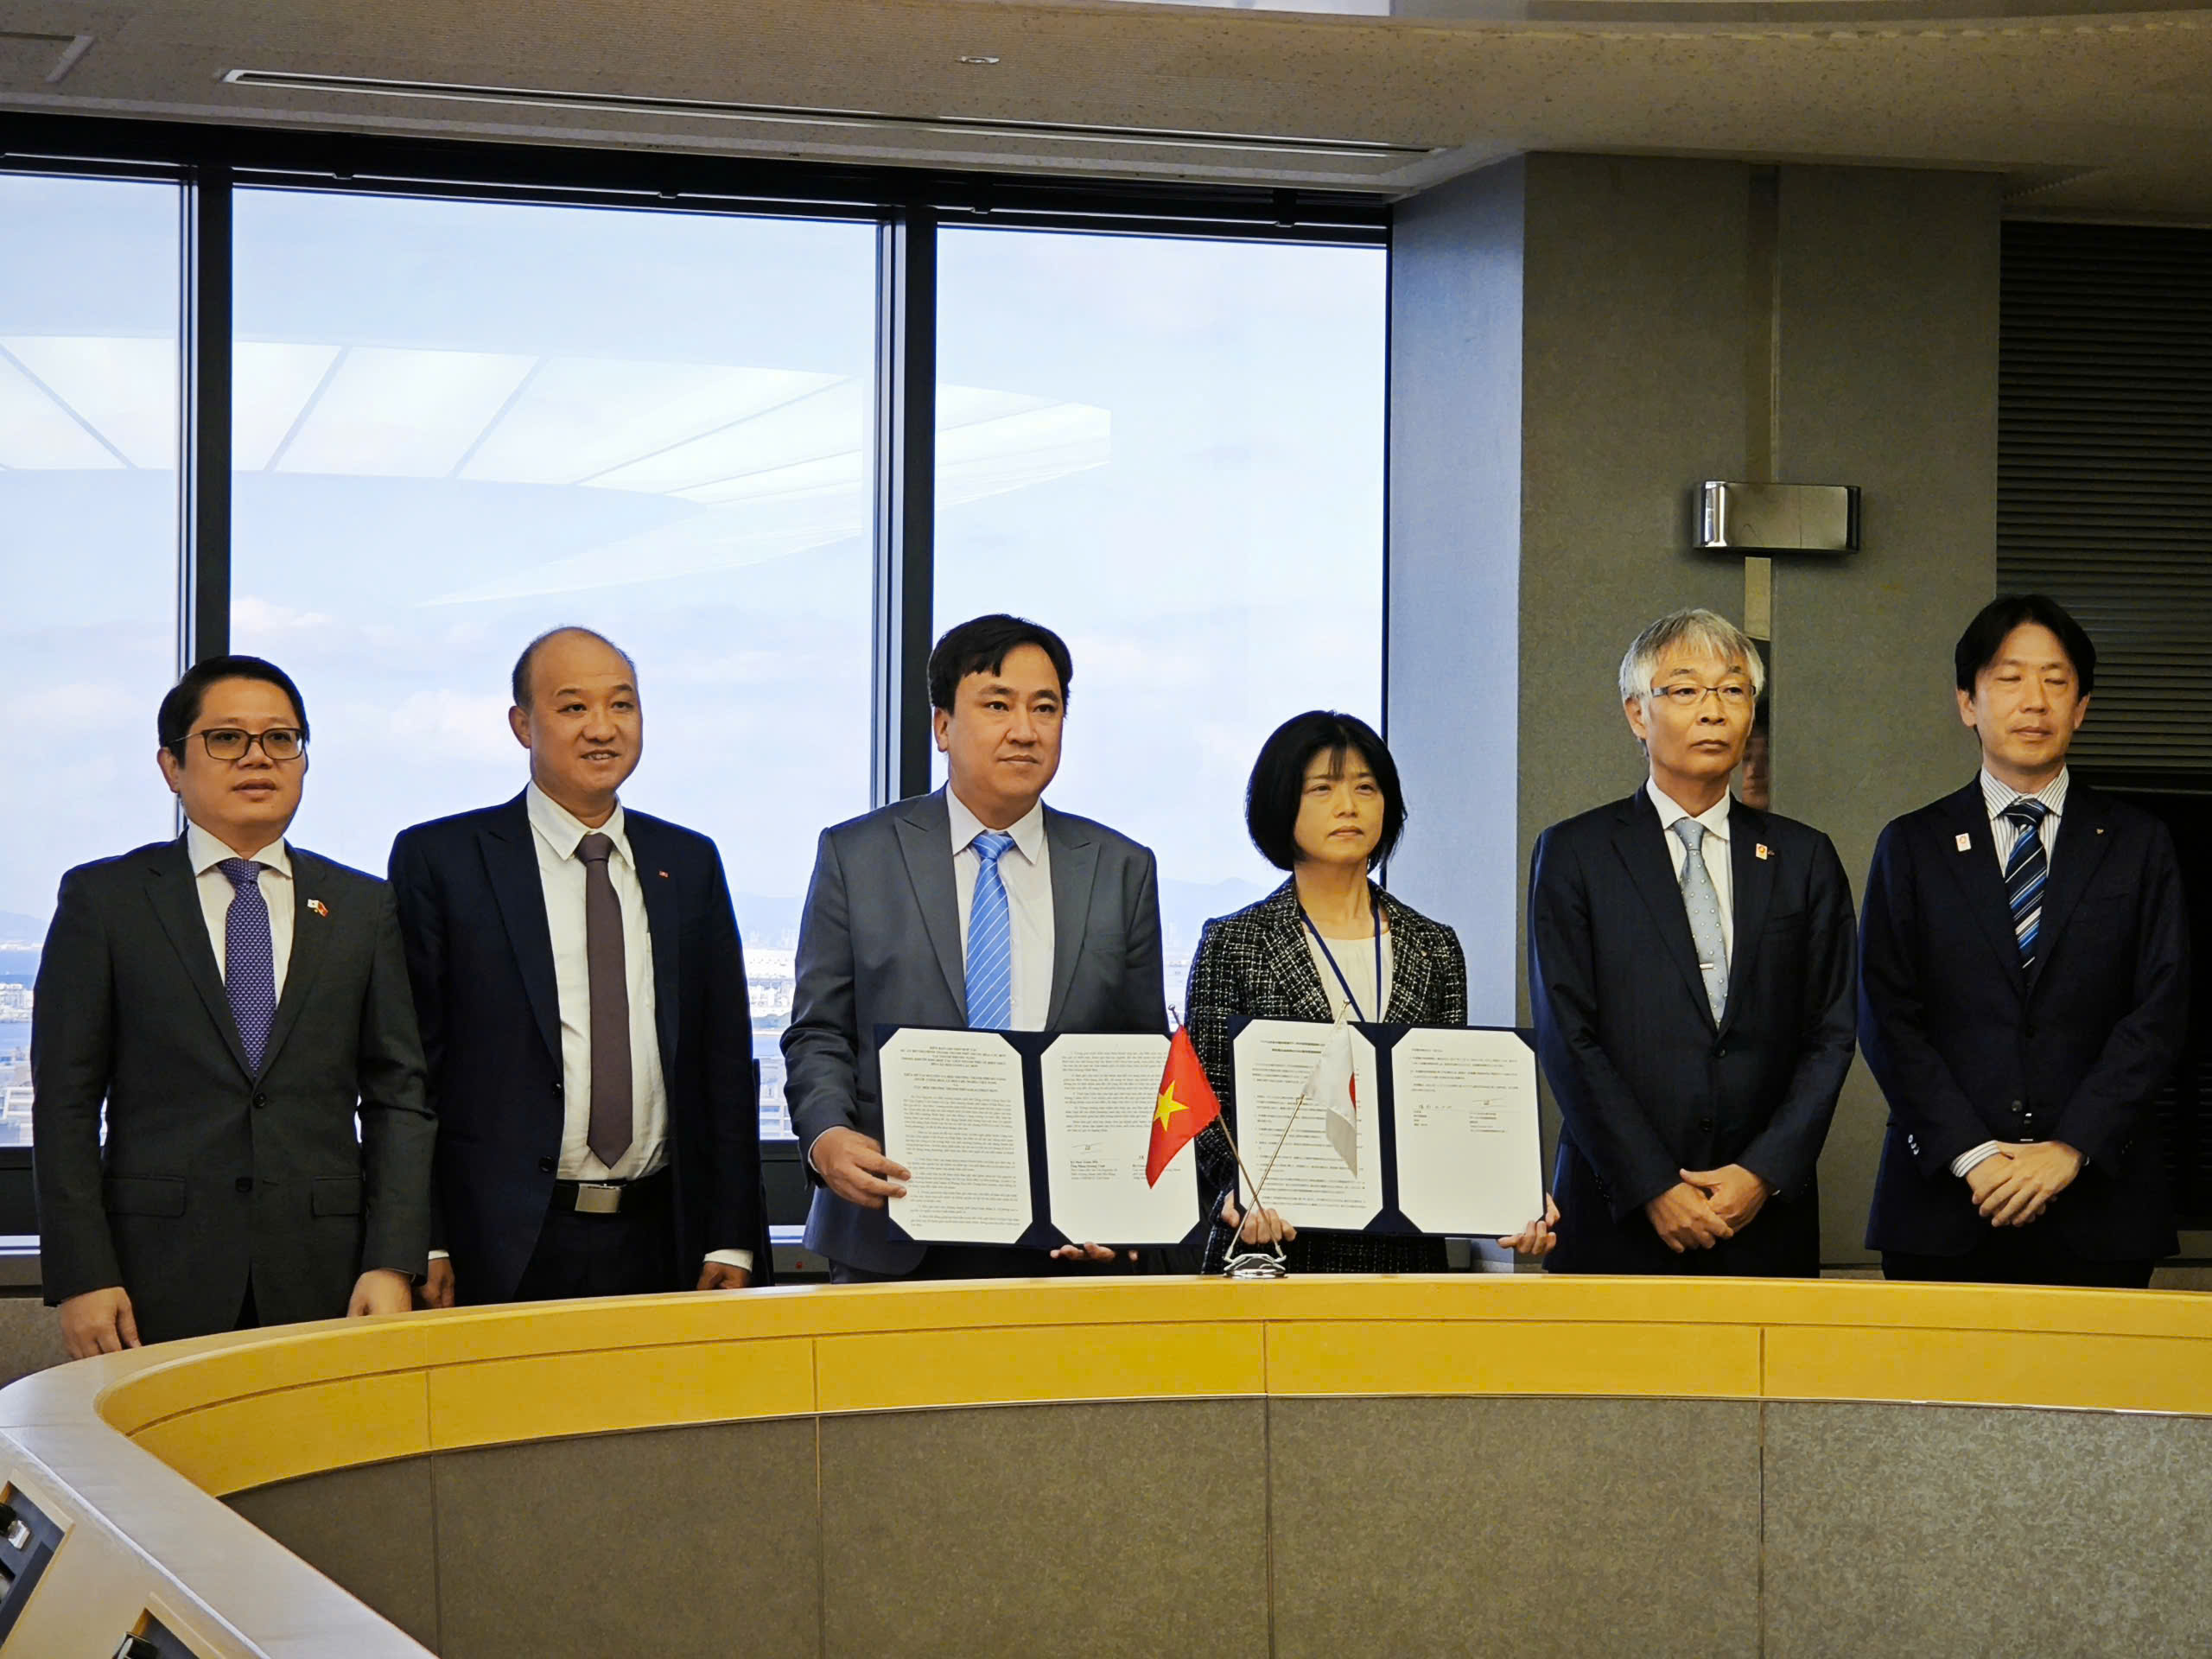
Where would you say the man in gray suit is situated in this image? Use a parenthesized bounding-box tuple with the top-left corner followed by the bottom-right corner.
(34, 656, 434, 1355)
(784, 614, 1168, 1281)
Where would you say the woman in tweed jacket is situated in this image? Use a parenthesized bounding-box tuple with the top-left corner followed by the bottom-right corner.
(1186, 711, 1557, 1274)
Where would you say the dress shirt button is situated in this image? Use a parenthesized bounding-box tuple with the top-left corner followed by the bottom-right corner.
(234, 1177, 254, 1193)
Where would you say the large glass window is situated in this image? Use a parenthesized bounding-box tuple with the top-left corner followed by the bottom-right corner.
(227, 191, 880, 1138)
(0, 175, 181, 1147)
(933, 228, 1387, 1009)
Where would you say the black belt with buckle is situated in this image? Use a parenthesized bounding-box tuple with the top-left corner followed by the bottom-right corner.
(550, 1166, 671, 1216)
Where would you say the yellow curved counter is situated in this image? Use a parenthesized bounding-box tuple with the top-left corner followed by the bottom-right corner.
(3, 1275, 2210, 1657)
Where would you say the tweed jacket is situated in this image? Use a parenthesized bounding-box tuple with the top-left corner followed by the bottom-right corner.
(1183, 878, 1466, 1274)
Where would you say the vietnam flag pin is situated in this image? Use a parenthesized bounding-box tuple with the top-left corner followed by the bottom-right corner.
(308, 899, 329, 918)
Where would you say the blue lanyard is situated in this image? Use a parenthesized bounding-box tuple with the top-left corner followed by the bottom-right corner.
(1300, 900, 1383, 1024)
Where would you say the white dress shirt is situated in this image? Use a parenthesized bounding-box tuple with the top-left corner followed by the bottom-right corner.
(948, 789, 1055, 1032)
(1305, 927, 1395, 1024)
(432, 786, 747, 1272)
(1647, 779, 1735, 960)
(185, 819, 295, 999)
(1949, 766, 2074, 1180)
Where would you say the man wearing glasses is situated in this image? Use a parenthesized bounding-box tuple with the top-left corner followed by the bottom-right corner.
(1529, 608, 1857, 1275)
(33, 656, 434, 1356)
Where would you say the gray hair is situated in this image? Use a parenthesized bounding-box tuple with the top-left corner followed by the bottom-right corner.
(1617, 608, 1766, 708)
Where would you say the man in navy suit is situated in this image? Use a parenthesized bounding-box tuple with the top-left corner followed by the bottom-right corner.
(388, 628, 763, 1306)
(1861, 595, 2188, 1288)
(783, 614, 1167, 1281)
(1529, 608, 1857, 1276)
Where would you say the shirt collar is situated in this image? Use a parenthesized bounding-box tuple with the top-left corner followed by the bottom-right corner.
(1646, 777, 1732, 840)
(1980, 766, 2069, 822)
(526, 780, 631, 866)
(946, 786, 1046, 864)
(185, 818, 292, 879)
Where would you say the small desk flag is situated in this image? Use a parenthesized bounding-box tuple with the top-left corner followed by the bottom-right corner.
(1148, 1025, 1222, 1186)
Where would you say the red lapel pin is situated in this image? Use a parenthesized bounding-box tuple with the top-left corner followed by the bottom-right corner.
(307, 899, 329, 918)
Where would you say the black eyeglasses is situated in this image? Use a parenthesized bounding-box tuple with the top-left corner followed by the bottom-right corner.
(190, 728, 308, 762)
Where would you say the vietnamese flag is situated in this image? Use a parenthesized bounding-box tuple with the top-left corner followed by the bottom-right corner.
(1147, 1025, 1222, 1186)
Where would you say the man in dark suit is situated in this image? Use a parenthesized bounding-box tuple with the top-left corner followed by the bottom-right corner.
(784, 613, 1168, 1281)
(1529, 609, 1857, 1276)
(388, 627, 762, 1306)
(1861, 595, 2188, 1288)
(34, 657, 433, 1356)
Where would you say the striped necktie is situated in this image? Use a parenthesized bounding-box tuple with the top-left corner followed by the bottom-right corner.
(965, 831, 1016, 1030)
(2002, 798, 2050, 971)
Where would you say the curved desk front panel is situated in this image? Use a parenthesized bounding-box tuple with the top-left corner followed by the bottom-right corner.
(1, 1277, 2209, 1657)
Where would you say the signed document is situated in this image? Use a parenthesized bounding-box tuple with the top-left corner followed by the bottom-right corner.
(1039, 1033, 1191, 1245)
(1230, 1018, 1384, 1230)
(1389, 1027, 1544, 1236)
(881, 1027, 1032, 1245)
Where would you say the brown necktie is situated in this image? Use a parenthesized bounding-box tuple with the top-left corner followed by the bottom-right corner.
(577, 832, 633, 1169)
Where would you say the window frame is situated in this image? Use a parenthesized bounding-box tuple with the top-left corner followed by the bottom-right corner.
(0, 111, 1391, 1233)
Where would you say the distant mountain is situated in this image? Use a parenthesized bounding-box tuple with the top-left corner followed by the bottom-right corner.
(728, 879, 1272, 957)
(733, 894, 805, 951)
(0, 914, 46, 949)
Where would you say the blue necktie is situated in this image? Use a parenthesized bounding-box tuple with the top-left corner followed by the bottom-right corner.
(219, 858, 276, 1072)
(1671, 818, 1729, 1023)
(2002, 799, 2050, 970)
(965, 831, 1016, 1030)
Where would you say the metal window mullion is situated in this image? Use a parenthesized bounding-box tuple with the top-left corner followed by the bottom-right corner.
(870, 202, 937, 807)
(179, 162, 232, 670)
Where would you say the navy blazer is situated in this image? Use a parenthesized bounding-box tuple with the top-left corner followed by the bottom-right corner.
(1859, 779, 2189, 1262)
(782, 789, 1167, 1276)
(1528, 790, 1857, 1275)
(388, 793, 763, 1302)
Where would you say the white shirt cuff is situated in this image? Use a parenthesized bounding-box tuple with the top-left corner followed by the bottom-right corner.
(1951, 1141, 2005, 1179)
(704, 1249, 754, 1273)
(429, 1249, 449, 1261)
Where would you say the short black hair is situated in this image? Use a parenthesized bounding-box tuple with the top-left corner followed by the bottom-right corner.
(512, 626, 639, 709)
(1955, 594, 2096, 697)
(158, 656, 308, 756)
(1245, 710, 1406, 873)
(926, 614, 1073, 713)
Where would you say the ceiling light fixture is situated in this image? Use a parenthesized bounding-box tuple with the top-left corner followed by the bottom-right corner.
(218, 68, 1438, 164)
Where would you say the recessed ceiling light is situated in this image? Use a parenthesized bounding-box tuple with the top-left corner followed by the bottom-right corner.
(957, 54, 1001, 66)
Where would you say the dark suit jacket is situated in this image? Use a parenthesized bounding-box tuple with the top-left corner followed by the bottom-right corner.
(1184, 878, 1465, 1274)
(388, 793, 764, 1304)
(1528, 790, 1857, 1275)
(32, 838, 433, 1342)
(1859, 779, 2188, 1262)
(782, 789, 1168, 1276)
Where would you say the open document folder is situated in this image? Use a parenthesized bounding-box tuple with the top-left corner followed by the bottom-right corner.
(876, 1027, 1206, 1249)
(1229, 1019, 1544, 1236)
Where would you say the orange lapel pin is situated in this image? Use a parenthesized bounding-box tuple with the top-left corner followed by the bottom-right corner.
(307, 899, 329, 918)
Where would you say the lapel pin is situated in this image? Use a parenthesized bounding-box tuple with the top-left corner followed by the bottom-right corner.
(2096, 828, 2105, 836)
(307, 899, 329, 918)
(1755, 843, 1770, 861)
(1955, 834, 1973, 853)
(658, 869, 671, 879)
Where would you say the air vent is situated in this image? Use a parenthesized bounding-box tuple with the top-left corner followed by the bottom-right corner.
(1, 31, 92, 86)
(219, 69, 1439, 168)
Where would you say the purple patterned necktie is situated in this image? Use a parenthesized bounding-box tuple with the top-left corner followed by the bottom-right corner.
(219, 858, 276, 1072)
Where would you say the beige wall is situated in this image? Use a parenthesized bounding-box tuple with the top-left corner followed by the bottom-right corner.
(1389, 153, 2002, 1262)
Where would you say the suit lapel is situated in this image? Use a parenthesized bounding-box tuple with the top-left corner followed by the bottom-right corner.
(1611, 791, 1714, 1027)
(1933, 781, 2028, 997)
(2029, 783, 2114, 993)
(893, 791, 967, 1017)
(1256, 882, 1336, 1024)
(1045, 808, 1097, 1029)
(627, 816, 683, 1072)
(257, 850, 331, 1075)
(1718, 804, 1774, 1039)
(481, 792, 563, 1067)
(143, 838, 254, 1079)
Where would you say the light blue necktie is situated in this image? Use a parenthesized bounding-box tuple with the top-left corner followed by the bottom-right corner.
(1671, 818, 1729, 1023)
(965, 831, 1016, 1030)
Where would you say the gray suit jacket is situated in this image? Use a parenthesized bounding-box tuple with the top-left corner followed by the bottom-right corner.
(32, 837, 435, 1342)
(782, 790, 1168, 1274)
